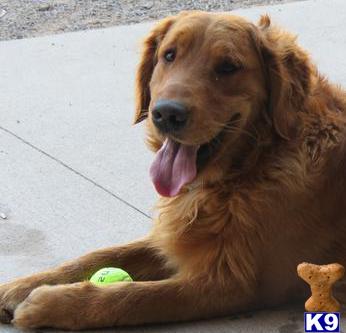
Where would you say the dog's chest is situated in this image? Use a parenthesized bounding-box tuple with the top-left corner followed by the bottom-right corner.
(153, 193, 265, 286)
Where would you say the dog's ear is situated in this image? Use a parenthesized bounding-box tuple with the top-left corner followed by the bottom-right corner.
(251, 15, 313, 139)
(133, 17, 176, 125)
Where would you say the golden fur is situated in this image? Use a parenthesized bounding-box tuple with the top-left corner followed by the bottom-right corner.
(0, 11, 346, 330)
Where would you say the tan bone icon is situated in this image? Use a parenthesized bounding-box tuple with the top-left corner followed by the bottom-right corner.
(297, 262, 345, 312)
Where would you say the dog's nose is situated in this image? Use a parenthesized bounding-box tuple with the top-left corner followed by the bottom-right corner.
(152, 100, 189, 133)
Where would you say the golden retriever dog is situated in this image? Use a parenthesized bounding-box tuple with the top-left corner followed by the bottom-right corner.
(1, 11, 346, 330)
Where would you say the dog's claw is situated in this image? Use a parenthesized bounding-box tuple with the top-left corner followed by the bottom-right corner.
(0, 308, 13, 324)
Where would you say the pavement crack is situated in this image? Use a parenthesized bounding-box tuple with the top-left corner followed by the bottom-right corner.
(0, 125, 152, 220)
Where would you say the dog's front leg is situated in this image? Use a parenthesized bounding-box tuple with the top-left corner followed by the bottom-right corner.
(13, 278, 248, 330)
(0, 237, 172, 324)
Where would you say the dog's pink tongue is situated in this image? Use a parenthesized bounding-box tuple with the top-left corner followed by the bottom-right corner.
(150, 138, 198, 197)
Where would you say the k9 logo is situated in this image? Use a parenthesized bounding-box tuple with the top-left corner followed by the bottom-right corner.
(304, 313, 340, 332)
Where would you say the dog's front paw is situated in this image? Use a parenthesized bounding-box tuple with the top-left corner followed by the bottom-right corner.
(0, 278, 42, 324)
(13, 282, 99, 330)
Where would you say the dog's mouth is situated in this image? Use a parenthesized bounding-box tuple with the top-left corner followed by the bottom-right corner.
(150, 114, 239, 197)
(196, 127, 227, 170)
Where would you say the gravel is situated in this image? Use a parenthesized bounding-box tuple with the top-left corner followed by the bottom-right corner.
(0, 0, 304, 41)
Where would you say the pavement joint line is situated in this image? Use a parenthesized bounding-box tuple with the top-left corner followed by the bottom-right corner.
(0, 125, 152, 220)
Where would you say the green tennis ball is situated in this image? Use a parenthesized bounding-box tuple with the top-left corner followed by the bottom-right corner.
(89, 267, 133, 286)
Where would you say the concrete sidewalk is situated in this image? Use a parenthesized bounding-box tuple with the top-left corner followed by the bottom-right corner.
(0, 0, 345, 332)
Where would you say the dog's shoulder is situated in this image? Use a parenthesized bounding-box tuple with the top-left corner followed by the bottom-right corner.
(302, 76, 346, 164)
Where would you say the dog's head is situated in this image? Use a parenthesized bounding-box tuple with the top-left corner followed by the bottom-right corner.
(134, 12, 312, 197)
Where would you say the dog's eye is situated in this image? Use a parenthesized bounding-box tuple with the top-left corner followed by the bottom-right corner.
(164, 49, 176, 62)
(215, 60, 239, 75)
